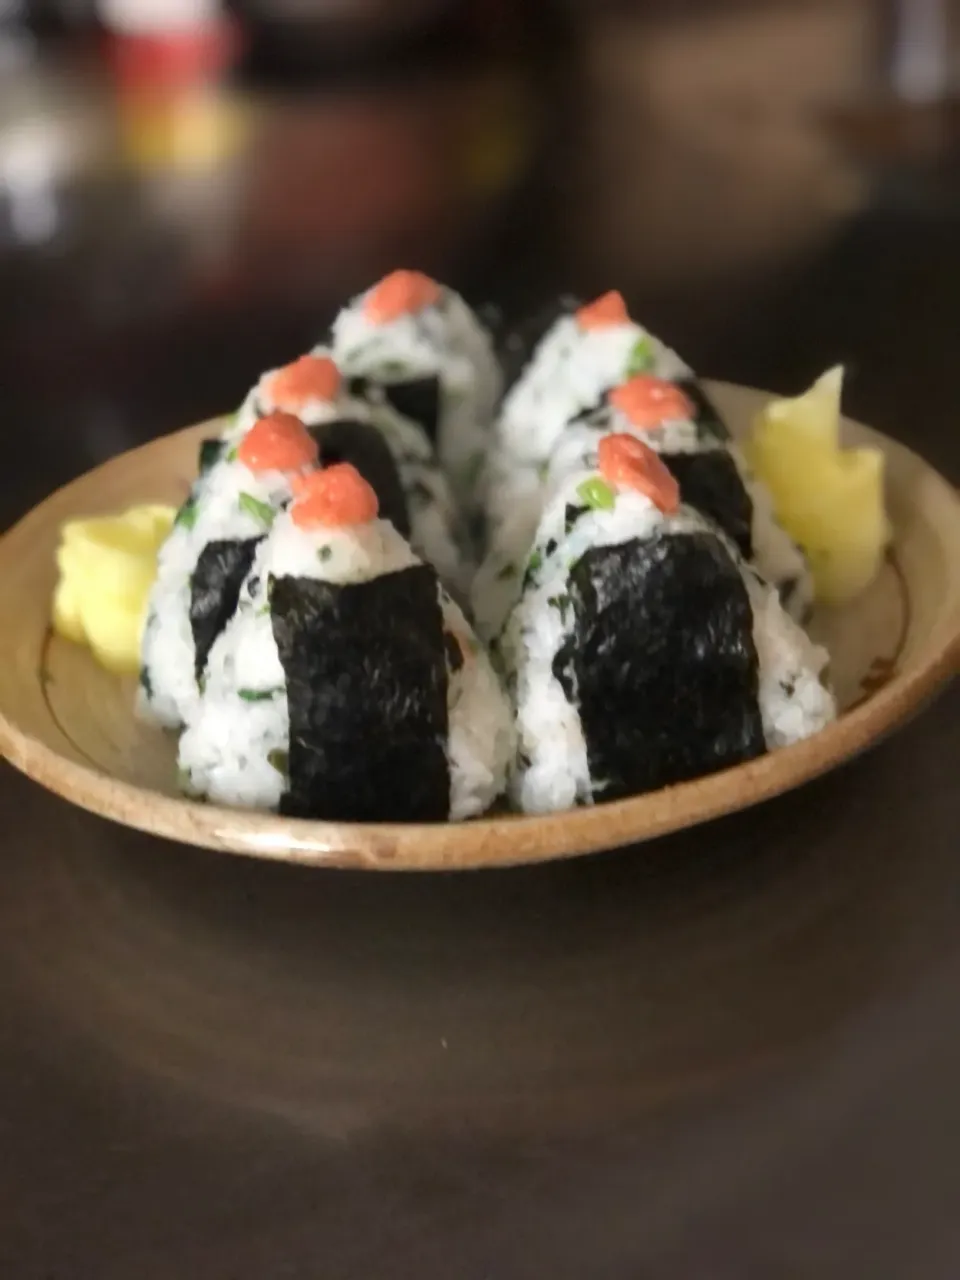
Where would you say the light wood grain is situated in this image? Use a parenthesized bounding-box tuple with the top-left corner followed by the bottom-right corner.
(0, 383, 957, 869)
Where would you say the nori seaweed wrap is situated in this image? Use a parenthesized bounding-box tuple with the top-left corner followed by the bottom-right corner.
(309, 418, 411, 537)
(658, 449, 753, 559)
(272, 567, 450, 821)
(551, 534, 765, 800)
(492, 292, 691, 471)
(331, 272, 502, 514)
(139, 414, 319, 729)
(190, 537, 263, 681)
(673, 376, 732, 444)
(500, 455, 834, 814)
(211, 343, 470, 593)
(198, 437, 227, 476)
(347, 373, 442, 449)
(476, 368, 812, 638)
(177, 469, 515, 820)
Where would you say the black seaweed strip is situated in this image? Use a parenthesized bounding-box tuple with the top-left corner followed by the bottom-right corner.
(198, 438, 225, 476)
(564, 504, 589, 534)
(553, 533, 764, 799)
(271, 566, 450, 821)
(675, 378, 732, 443)
(308, 419, 411, 537)
(444, 632, 465, 674)
(660, 450, 754, 558)
(381, 376, 441, 445)
(190, 538, 263, 680)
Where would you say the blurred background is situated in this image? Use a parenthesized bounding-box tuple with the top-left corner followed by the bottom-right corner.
(2, 0, 959, 529)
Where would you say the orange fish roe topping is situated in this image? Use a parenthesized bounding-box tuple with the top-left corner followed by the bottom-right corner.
(266, 355, 341, 412)
(237, 412, 319, 474)
(363, 270, 441, 324)
(291, 464, 379, 529)
(575, 290, 630, 330)
(598, 433, 680, 515)
(608, 375, 694, 430)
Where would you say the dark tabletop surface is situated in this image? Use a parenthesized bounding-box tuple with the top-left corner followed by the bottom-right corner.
(1, 3, 959, 1277)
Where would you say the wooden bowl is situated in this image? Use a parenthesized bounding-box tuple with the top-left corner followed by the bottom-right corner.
(0, 383, 957, 870)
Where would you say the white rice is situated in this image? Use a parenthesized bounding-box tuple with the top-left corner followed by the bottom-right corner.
(477, 401, 813, 630)
(744, 571, 835, 748)
(332, 282, 501, 511)
(359, 395, 474, 599)
(138, 457, 302, 729)
(734, 445, 814, 621)
(499, 469, 834, 815)
(178, 509, 514, 819)
(475, 416, 725, 644)
(442, 594, 516, 821)
(143, 359, 470, 735)
(493, 311, 691, 468)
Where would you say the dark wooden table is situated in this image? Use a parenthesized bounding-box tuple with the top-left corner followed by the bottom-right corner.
(1, 5, 958, 1277)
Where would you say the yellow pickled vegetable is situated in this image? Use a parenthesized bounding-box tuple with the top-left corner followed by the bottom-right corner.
(51, 504, 176, 674)
(52, 576, 85, 645)
(746, 367, 891, 605)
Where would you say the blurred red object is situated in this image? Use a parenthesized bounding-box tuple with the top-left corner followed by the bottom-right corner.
(98, 0, 241, 91)
(103, 23, 241, 91)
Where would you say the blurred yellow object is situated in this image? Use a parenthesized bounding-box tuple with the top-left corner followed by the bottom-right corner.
(52, 505, 175, 674)
(746, 368, 891, 605)
(118, 89, 251, 171)
(52, 577, 86, 646)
